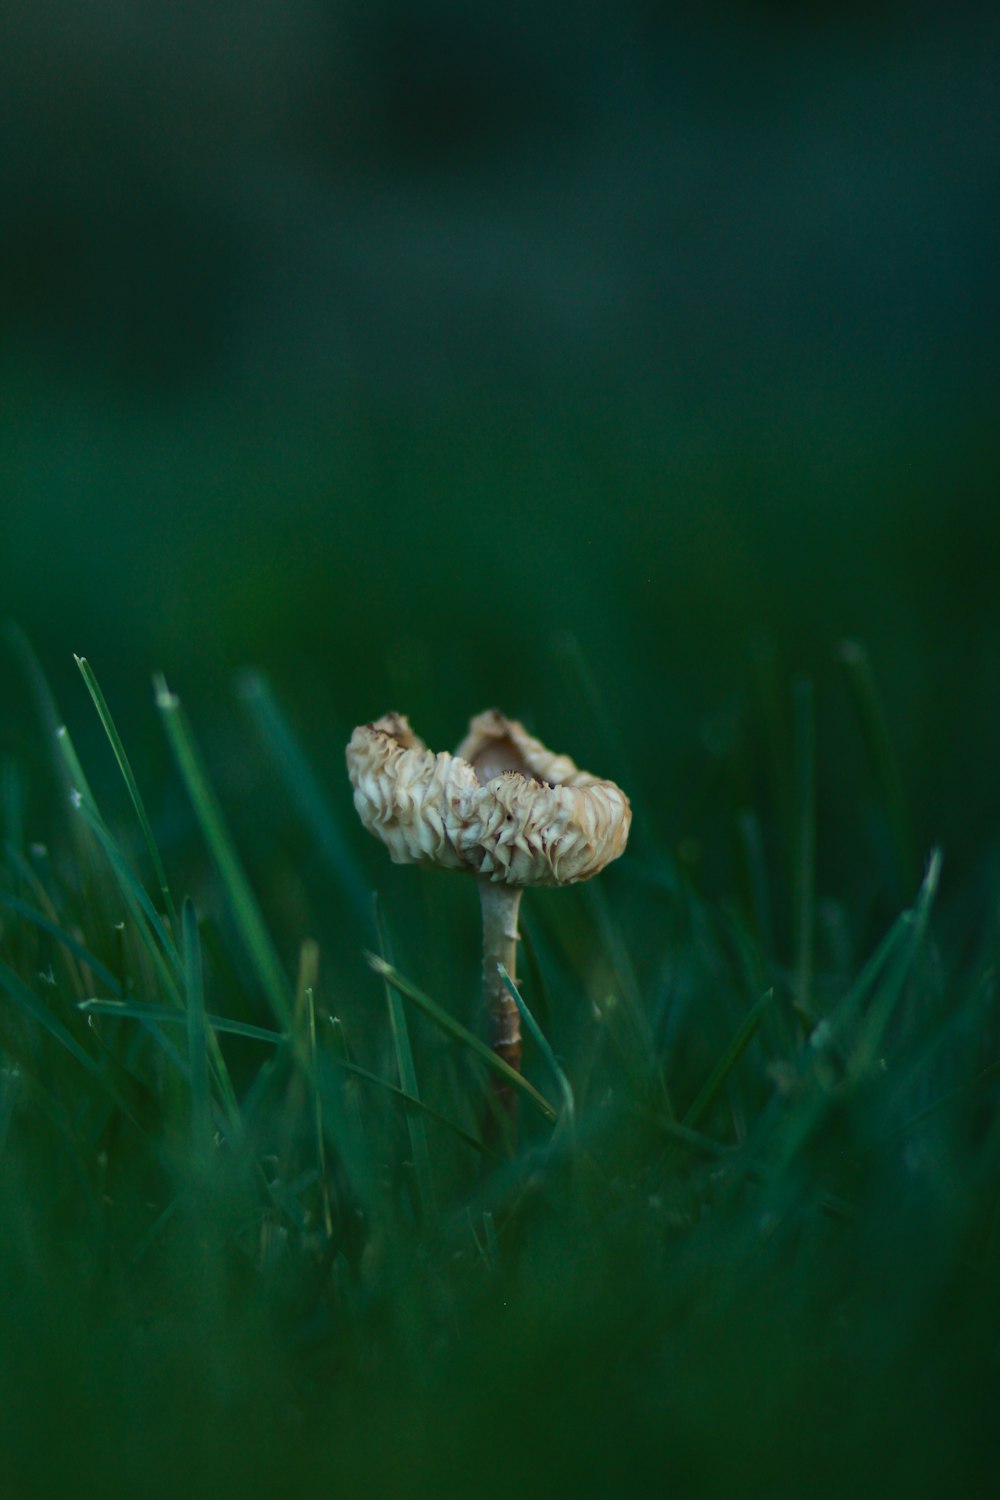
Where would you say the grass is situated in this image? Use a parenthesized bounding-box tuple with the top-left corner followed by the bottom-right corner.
(0, 644, 998, 1499)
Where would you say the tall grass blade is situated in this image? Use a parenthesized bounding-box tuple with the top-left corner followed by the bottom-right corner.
(306, 982, 334, 1237)
(1, 758, 23, 857)
(70, 797, 181, 976)
(293, 938, 334, 1237)
(736, 808, 773, 961)
(839, 639, 917, 898)
(54, 723, 98, 809)
(824, 849, 942, 1054)
(183, 898, 211, 1152)
(155, 675, 292, 1028)
(237, 671, 370, 924)
(683, 988, 774, 1129)
(374, 896, 435, 1220)
(792, 675, 815, 1025)
(0, 1058, 21, 1163)
(79, 998, 285, 1044)
(332, 1055, 494, 1157)
(366, 953, 557, 1122)
(552, 631, 633, 778)
(0, 957, 103, 1081)
(498, 962, 575, 1129)
(75, 656, 179, 935)
(0, 891, 123, 996)
(2, 623, 62, 753)
(585, 879, 674, 1117)
(851, 848, 941, 1073)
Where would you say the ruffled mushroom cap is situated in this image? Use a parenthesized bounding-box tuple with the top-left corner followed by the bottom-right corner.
(346, 709, 631, 888)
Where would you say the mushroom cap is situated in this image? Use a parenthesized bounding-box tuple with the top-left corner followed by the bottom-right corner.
(346, 709, 631, 888)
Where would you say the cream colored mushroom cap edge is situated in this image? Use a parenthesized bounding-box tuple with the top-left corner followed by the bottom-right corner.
(345, 709, 631, 888)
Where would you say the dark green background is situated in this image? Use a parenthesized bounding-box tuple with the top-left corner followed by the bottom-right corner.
(3, 0, 999, 879)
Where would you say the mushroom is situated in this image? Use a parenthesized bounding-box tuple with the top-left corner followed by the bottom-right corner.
(346, 709, 631, 1127)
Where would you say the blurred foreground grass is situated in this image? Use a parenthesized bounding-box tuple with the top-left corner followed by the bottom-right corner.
(0, 640, 998, 1498)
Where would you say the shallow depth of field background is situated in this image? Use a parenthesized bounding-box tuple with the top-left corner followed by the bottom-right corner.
(3, 0, 998, 869)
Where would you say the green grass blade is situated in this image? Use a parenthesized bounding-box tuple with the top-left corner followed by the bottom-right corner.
(67, 794, 239, 1129)
(183, 898, 211, 1152)
(67, 798, 181, 974)
(482, 1210, 500, 1265)
(881, 1056, 1000, 1144)
(374, 896, 435, 1220)
(75, 656, 179, 935)
(0, 957, 103, 1081)
(305, 981, 334, 1237)
(1, 757, 24, 857)
(584, 878, 674, 1118)
(851, 848, 941, 1073)
(366, 953, 557, 1123)
(46, 716, 186, 1010)
(824, 849, 942, 1054)
(551, 632, 631, 769)
(155, 675, 292, 1028)
(736, 808, 773, 961)
(293, 937, 334, 1238)
(237, 670, 371, 924)
(829, 914, 910, 1034)
(683, 989, 774, 1129)
(78, 999, 286, 1045)
(2, 623, 63, 756)
(499, 962, 575, 1128)
(639, 1107, 732, 1162)
(839, 639, 917, 898)
(331, 1055, 496, 1157)
(792, 675, 815, 1026)
(0, 1057, 21, 1162)
(0, 891, 123, 996)
(54, 723, 98, 808)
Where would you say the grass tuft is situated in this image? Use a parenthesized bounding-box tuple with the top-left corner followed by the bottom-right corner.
(0, 648, 995, 1498)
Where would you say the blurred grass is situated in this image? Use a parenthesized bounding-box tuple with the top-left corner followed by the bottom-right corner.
(0, 641, 997, 1498)
(3, 379, 999, 902)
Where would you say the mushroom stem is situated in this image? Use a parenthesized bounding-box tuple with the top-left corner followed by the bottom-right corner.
(478, 879, 523, 1126)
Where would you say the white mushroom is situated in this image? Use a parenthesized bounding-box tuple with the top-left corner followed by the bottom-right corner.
(346, 709, 631, 1130)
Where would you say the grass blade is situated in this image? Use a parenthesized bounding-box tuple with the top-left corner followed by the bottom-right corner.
(54, 723, 99, 809)
(70, 796, 181, 976)
(155, 675, 292, 1028)
(736, 808, 773, 961)
(1, 757, 24, 857)
(183, 898, 211, 1152)
(839, 639, 917, 899)
(293, 938, 335, 1238)
(75, 656, 179, 935)
(584, 878, 674, 1118)
(331, 1055, 495, 1157)
(375, 896, 435, 1220)
(851, 848, 941, 1073)
(2, 624, 63, 758)
(792, 675, 815, 1026)
(683, 988, 774, 1129)
(366, 953, 557, 1123)
(0, 957, 103, 1081)
(78, 999, 286, 1045)
(499, 962, 575, 1129)
(0, 891, 123, 996)
(0, 1058, 21, 1163)
(306, 980, 334, 1237)
(237, 670, 371, 924)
